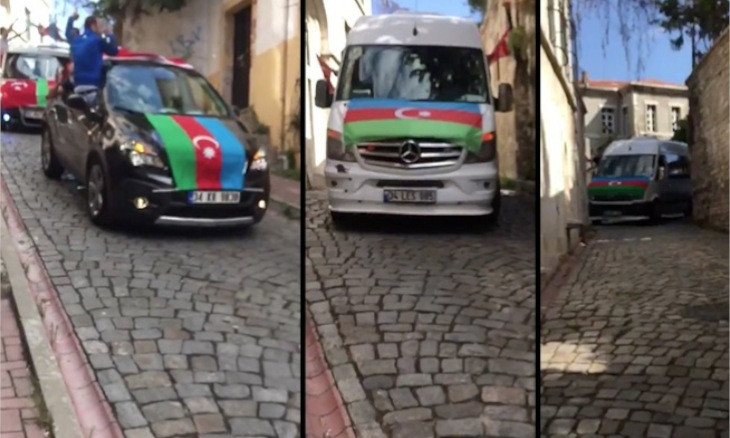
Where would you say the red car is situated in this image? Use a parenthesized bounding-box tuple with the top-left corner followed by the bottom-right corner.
(1, 44, 70, 130)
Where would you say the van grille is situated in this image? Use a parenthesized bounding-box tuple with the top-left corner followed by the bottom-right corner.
(356, 139, 463, 170)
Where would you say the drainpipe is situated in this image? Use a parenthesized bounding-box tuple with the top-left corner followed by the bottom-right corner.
(280, 0, 290, 159)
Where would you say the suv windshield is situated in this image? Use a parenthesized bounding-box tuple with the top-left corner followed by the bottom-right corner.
(106, 64, 229, 117)
(337, 45, 489, 103)
(4, 54, 61, 80)
(597, 154, 656, 178)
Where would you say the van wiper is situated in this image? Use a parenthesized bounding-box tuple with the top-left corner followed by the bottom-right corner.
(112, 105, 144, 115)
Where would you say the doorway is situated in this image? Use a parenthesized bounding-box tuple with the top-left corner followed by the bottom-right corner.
(232, 6, 251, 108)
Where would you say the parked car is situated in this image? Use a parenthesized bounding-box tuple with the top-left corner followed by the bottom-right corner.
(1, 44, 70, 130)
(314, 13, 513, 227)
(588, 137, 691, 223)
(41, 51, 270, 228)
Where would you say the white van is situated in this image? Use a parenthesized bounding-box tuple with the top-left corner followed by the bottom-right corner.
(588, 137, 692, 222)
(314, 13, 513, 226)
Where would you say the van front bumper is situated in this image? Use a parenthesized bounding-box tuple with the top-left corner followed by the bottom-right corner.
(589, 200, 651, 220)
(324, 160, 498, 216)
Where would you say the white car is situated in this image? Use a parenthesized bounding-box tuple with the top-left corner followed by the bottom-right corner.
(314, 13, 513, 226)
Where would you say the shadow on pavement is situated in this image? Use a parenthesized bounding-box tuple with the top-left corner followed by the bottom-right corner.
(329, 192, 534, 236)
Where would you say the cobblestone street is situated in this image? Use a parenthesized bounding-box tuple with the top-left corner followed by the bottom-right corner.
(1, 132, 301, 437)
(541, 221, 729, 438)
(306, 191, 536, 438)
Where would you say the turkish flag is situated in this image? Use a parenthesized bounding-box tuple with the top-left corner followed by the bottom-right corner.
(317, 55, 335, 93)
(487, 30, 510, 64)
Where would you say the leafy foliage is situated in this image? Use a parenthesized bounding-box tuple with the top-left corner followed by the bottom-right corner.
(467, 0, 486, 14)
(82, 0, 188, 42)
(575, 0, 729, 74)
(672, 117, 690, 143)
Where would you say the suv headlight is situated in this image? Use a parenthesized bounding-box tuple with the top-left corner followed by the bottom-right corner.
(465, 132, 497, 163)
(250, 148, 267, 171)
(326, 129, 355, 162)
(121, 141, 166, 169)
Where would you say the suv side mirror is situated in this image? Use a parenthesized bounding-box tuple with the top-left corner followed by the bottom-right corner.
(495, 83, 513, 112)
(67, 94, 89, 112)
(315, 80, 333, 108)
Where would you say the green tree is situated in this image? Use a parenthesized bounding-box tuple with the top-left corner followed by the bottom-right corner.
(575, 0, 729, 74)
(467, 0, 486, 15)
(672, 117, 690, 143)
(84, 0, 188, 42)
(655, 0, 729, 67)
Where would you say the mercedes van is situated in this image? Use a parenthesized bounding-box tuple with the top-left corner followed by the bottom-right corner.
(588, 137, 692, 222)
(314, 13, 513, 226)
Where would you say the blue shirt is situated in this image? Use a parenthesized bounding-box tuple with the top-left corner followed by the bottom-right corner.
(65, 17, 119, 87)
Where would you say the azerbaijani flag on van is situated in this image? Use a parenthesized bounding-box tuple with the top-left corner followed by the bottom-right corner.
(145, 115, 247, 191)
(342, 99, 485, 152)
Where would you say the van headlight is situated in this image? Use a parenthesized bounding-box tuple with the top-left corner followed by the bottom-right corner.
(121, 141, 165, 169)
(250, 149, 268, 171)
(465, 132, 497, 163)
(326, 130, 355, 162)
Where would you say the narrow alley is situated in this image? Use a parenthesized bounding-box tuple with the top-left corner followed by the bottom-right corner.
(541, 220, 729, 437)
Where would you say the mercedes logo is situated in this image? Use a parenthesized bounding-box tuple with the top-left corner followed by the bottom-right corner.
(400, 140, 420, 164)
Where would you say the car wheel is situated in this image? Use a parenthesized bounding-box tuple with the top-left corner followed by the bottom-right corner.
(683, 200, 693, 218)
(331, 211, 351, 229)
(86, 159, 115, 226)
(41, 129, 64, 179)
(486, 186, 501, 227)
(648, 200, 662, 224)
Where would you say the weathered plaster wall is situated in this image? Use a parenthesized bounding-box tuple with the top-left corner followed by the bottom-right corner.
(481, 0, 536, 183)
(540, 30, 587, 277)
(687, 28, 729, 231)
(121, 0, 301, 151)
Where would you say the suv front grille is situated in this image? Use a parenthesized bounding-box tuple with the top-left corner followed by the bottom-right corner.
(356, 139, 463, 170)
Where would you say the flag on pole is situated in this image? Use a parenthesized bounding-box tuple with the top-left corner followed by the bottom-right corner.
(317, 55, 336, 93)
(487, 1, 514, 64)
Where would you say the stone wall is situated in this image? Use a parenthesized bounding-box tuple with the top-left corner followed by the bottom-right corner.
(686, 27, 729, 232)
(481, 0, 536, 183)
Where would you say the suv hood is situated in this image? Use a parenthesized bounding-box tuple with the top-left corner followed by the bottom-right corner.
(113, 111, 258, 191)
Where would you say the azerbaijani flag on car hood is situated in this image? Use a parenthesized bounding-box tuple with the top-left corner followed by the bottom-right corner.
(343, 99, 485, 152)
(588, 176, 650, 199)
(144, 114, 247, 191)
(0, 79, 51, 108)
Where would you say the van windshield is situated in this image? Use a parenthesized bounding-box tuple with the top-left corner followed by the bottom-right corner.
(336, 45, 489, 103)
(597, 154, 655, 178)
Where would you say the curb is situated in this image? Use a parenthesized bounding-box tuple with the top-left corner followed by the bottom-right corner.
(1, 217, 83, 438)
(1, 180, 124, 438)
(305, 311, 356, 438)
(540, 234, 591, 323)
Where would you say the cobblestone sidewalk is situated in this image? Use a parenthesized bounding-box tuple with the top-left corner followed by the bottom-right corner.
(541, 221, 729, 437)
(1, 261, 51, 438)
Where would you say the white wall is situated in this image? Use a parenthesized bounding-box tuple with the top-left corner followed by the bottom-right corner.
(304, 0, 369, 188)
(255, 0, 298, 56)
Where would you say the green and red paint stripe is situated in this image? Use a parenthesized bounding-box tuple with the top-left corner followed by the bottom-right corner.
(145, 115, 247, 191)
(588, 177, 649, 198)
(343, 99, 485, 152)
(0, 79, 50, 108)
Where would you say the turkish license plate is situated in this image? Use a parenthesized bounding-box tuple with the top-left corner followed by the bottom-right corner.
(383, 189, 436, 204)
(603, 210, 622, 217)
(188, 191, 240, 204)
(23, 108, 44, 120)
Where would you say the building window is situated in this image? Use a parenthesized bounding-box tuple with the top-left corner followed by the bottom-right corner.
(622, 106, 628, 135)
(671, 107, 681, 131)
(601, 107, 615, 134)
(646, 104, 657, 132)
